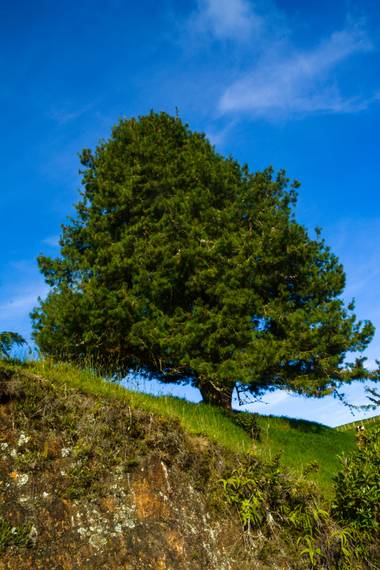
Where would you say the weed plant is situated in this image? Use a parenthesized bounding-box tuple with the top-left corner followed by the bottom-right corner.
(0, 517, 32, 552)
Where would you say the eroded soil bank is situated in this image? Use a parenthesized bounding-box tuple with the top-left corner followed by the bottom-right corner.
(0, 365, 297, 569)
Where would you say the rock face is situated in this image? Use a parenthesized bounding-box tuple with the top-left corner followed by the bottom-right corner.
(0, 366, 252, 569)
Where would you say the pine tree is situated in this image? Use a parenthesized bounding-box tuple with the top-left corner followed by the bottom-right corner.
(32, 112, 378, 408)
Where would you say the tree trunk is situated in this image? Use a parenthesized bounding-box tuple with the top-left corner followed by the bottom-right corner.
(198, 382, 234, 410)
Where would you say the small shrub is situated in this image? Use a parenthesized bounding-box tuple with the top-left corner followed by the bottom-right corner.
(220, 453, 315, 532)
(220, 455, 365, 568)
(223, 410, 261, 441)
(333, 427, 380, 533)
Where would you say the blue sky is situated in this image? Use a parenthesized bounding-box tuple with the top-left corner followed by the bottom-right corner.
(1, 0, 380, 426)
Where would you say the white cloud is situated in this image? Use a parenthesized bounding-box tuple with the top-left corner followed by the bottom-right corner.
(176, 3, 377, 124)
(267, 390, 291, 406)
(219, 24, 373, 118)
(190, 0, 262, 42)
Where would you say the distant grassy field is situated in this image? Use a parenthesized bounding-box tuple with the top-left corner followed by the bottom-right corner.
(15, 359, 358, 496)
(336, 414, 380, 432)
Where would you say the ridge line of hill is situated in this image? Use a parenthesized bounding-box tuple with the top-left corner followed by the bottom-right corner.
(335, 414, 380, 431)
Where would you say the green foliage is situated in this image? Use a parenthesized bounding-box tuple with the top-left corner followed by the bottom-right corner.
(220, 454, 322, 533)
(0, 331, 26, 359)
(333, 427, 380, 533)
(297, 535, 322, 567)
(220, 456, 370, 568)
(31, 111, 377, 408)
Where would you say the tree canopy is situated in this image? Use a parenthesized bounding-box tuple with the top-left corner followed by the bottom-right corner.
(32, 112, 378, 408)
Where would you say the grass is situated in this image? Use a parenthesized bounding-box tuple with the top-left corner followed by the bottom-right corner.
(256, 415, 355, 496)
(7, 359, 359, 496)
(24, 359, 253, 454)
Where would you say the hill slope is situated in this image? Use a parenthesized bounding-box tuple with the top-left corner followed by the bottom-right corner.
(0, 361, 371, 569)
(25, 360, 355, 495)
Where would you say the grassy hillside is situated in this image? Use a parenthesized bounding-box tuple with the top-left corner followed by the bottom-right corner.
(1, 359, 379, 569)
(256, 415, 355, 496)
(23, 360, 355, 496)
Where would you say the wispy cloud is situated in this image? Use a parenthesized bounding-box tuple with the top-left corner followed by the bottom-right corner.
(219, 24, 374, 118)
(43, 235, 60, 247)
(0, 289, 47, 320)
(188, 0, 262, 42)
(241, 384, 379, 427)
(261, 390, 291, 406)
(0, 260, 48, 340)
(204, 119, 237, 147)
(0, 282, 48, 344)
(47, 101, 97, 126)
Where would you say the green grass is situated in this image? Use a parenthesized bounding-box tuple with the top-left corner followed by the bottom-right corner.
(24, 359, 253, 454)
(8, 359, 358, 496)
